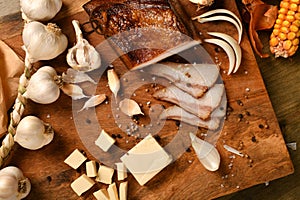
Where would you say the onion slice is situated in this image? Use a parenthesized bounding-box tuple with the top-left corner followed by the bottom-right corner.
(207, 32, 242, 74)
(204, 38, 236, 75)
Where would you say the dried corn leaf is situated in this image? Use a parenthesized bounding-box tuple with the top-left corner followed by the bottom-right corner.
(107, 69, 120, 99)
(119, 98, 143, 117)
(61, 83, 88, 100)
(78, 94, 106, 112)
(62, 68, 96, 84)
(242, 0, 278, 58)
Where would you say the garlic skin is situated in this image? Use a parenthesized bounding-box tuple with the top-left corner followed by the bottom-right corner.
(0, 166, 31, 200)
(189, 133, 220, 171)
(66, 20, 101, 72)
(26, 66, 61, 104)
(15, 116, 54, 150)
(22, 21, 68, 63)
(20, 0, 62, 22)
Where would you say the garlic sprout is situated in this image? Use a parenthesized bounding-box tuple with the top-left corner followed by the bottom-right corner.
(189, 133, 220, 171)
(22, 21, 68, 63)
(66, 20, 101, 72)
(25, 66, 61, 104)
(20, 0, 62, 22)
(15, 116, 54, 150)
(0, 166, 31, 200)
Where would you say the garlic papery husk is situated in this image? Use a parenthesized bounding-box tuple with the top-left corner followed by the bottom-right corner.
(20, 0, 62, 22)
(66, 20, 101, 72)
(25, 66, 61, 104)
(15, 116, 54, 150)
(22, 21, 68, 63)
(0, 166, 31, 200)
(189, 133, 220, 171)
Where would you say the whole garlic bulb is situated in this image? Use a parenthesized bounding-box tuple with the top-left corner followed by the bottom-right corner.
(26, 66, 61, 104)
(0, 166, 31, 200)
(20, 0, 62, 22)
(22, 21, 68, 63)
(15, 116, 54, 150)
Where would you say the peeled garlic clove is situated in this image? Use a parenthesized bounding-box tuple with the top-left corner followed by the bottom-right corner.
(207, 32, 242, 73)
(61, 83, 88, 100)
(15, 116, 54, 150)
(26, 66, 61, 104)
(78, 94, 106, 112)
(107, 69, 120, 100)
(66, 20, 101, 72)
(62, 68, 96, 84)
(204, 38, 236, 75)
(20, 0, 62, 22)
(0, 166, 31, 200)
(189, 133, 220, 171)
(119, 98, 144, 117)
(22, 22, 68, 63)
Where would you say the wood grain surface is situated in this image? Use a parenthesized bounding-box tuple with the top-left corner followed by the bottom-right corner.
(0, 0, 298, 199)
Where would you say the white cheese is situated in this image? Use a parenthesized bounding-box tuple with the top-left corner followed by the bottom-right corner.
(93, 189, 109, 200)
(64, 149, 87, 169)
(115, 162, 127, 181)
(96, 165, 114, 184)
(120, 134, 172, 186)
(95, 129, 116, 152)
(70, 174, 95, 196)
(108, 182, 119, 200)
(119, 181, 128, 200)
(86, 160, 97, 177)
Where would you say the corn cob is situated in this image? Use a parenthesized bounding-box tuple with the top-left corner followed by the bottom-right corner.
(269, 0, 300, 58)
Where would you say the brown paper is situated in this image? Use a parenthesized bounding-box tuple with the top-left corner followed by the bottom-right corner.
(0, 40, 24, 137)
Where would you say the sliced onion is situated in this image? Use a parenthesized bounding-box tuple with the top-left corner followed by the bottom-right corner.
(207, 32, 242, 73)
(204, 38, 236, 75)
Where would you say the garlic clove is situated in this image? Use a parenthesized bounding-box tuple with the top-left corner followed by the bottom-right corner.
(66, 20, 101, 72)
(189, 133, 220, 171)
(204, 38, 236, 75)
(78, 94, 106, 112)
(15, 116, 54, 150)
(107, 69, 120, 100)
(62, 68, 96, 84)
(20, 0, 62, 22)
(119, 98, 144, 117)
(61, 83, 88, 100)
(207, 32, 242, 73)
(22, 22, 68, 63)
(26, 66, 61, 104)
(0, 166, 31, 200)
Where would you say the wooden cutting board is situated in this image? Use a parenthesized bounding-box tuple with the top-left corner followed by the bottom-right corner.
(0, 0, 294, 199)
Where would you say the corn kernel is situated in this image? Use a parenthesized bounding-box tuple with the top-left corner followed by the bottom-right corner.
(288, 32, 296, 40)
(279, 33, 287, 40)
(288, 46, 297, 55)
(279, 7, 288, 14)
(292, 20, 300, 27)
(280, 1, 289, 8)
(297, 30, 300, 37)
(291, 0, 299, 3)
(287, 11, 295, 16)
(283, 40, 292, 50)
(282, 20, 291, 27)
(286, 15, 295, 22)
(270, 37, 279, 46)
(290, 24, 299, 32)
(278, 14, 286, 20)
(276, 19, 283, 25)
(296, 13, 300, 20)
(273, 28, 280, 36)
(289, 3, 298, 11)
(281, 26, 289, 33)
(292, 38, 299, 46)
(274, 24, 281, 29)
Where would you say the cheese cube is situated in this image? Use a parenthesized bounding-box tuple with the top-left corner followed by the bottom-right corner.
(96, 165, 114, 184)
(71, 174, 95, 196)
(93, 189, 109, 200)
(119, 181, 128, 200)
(86, 161, 97, 177)
(120, 134, 172, 186)
(95, 130, 115, 152)
(115, 162, 127, 181)
(108, 182, 119, 200)
(64, 149, 87, 169)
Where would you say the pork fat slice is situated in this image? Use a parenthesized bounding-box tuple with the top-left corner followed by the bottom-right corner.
(153, 84, 225, 120)
(144, 62, 219, 98)
(159, 105, 221, 130)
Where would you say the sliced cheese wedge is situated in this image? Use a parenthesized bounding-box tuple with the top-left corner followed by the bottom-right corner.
(93, 189, 110, 200)
(71, 174, 95, 196)
(115, 162, 127, 181)
(108, 182, 119, 200)
(119, 181, 128, 200)
(96, 165, 114, 184)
